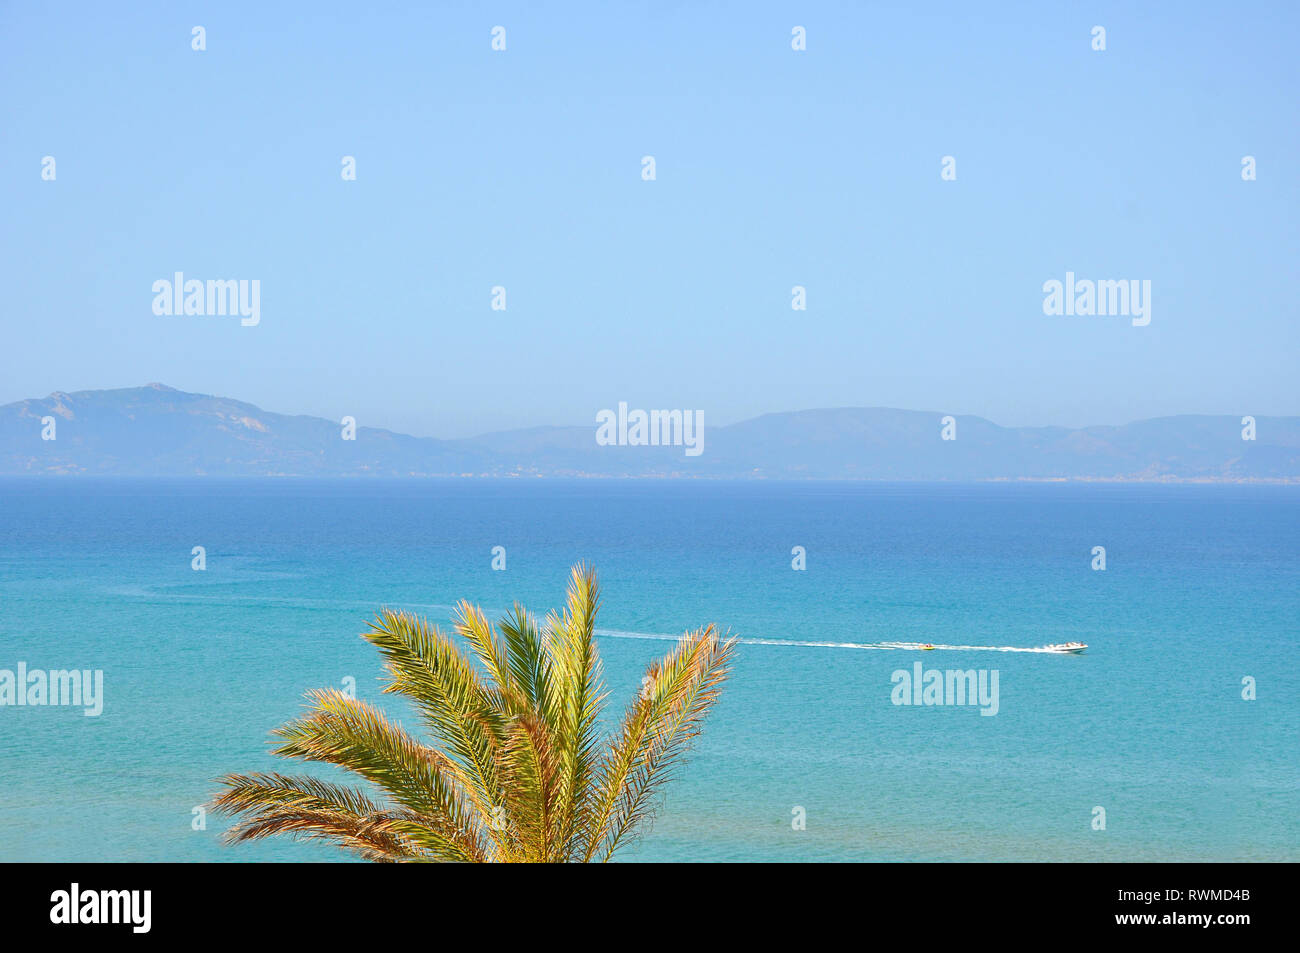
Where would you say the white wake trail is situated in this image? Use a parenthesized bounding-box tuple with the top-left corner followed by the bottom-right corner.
(596, 630, 1065, 653)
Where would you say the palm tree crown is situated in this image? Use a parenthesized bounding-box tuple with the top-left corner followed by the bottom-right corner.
(214, 564, 735, 862)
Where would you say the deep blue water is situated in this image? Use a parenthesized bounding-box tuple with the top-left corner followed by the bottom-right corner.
(0, 478, 1296, 861)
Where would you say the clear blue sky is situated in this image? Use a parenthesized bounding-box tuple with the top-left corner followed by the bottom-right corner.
(2, 1, 1296, 437)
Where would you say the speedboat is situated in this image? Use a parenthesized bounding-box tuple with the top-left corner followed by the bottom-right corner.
(1043, 642, 1087, 654)
(920, 643, 936, 651)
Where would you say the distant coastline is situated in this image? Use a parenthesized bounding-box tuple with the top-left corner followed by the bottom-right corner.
(2, 384, 1298, 482)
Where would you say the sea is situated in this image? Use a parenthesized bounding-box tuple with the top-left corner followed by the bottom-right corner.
(1, 478, 1296, 862)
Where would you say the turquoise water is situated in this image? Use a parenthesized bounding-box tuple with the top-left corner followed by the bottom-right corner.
(0, 478, 1296, 862)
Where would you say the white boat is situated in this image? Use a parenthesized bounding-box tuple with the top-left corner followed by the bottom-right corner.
(1043, 642, 1088, 654)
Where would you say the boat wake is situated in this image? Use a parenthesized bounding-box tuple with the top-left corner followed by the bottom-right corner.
(97, 585, 1085, 654)
(596, 630, 1080, 654)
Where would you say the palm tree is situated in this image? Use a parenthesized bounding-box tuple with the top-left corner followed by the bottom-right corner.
(214, 564, 735, 862)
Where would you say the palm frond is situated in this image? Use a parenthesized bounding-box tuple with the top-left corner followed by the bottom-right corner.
(363, 610, 506, 818)
(454, 600, 513, 699)
(213, 772, 424, 861)
(545, 564, 608, 858)
(270, 688, 485, 859)
(498, 604, 553, 718)
(586, 626, 736, 861)
(498, 707, 563, 861)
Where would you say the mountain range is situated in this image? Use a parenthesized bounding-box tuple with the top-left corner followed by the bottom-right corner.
(1, 384, 1297, 481)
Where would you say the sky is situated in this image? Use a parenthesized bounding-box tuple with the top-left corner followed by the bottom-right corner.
(1, 1, 1296, 438)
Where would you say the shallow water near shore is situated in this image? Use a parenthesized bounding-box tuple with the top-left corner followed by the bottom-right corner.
(1, 478, 1296, 861)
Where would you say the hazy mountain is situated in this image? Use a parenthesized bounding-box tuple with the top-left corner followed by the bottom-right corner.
(1, 384, 1296, 481)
